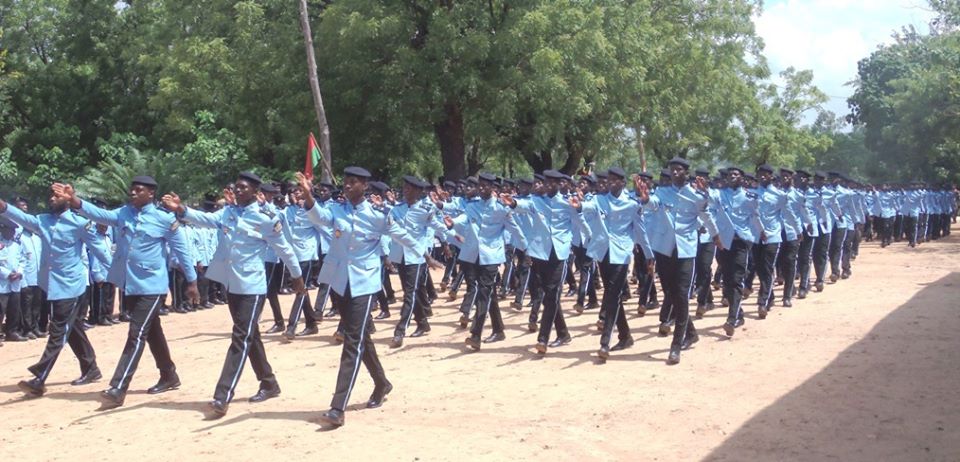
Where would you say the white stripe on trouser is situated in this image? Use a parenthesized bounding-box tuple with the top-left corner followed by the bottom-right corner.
(117, 296, 162, 389)
(765, 243, 781, 307)
(225, 294, 260, 403)
(679, 256, 697, 345)
(517, 268, 531, 305)
(402, 264, 422, 331)
(735, 245, 750, 322)
(340, 295, 374, 410)
(837, 229, 847, 269)
(39, 298, 79, 381)
(291, 260, 313, 325)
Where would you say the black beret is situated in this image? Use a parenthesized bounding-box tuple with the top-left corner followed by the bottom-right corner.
(260, 182, 279, 193)
(744, 173, 756, 181)
(659, 168, 672, 177)
(443, 180, 457, 189)
(466, 177, 479, 185)
(814, 171, 828, 179)
(543, 169, 565, 180)
(344, 166, 372, 179)
(403, 175, 428, 188)
(503, 178, 517, 186)
(607, 167, 627, 179)
(478, 172, 498, 183)
(726, 166, 745, 175)
(795, 169, 811, 177)
(580, 175, 596, 184)
(695, 168, 710, 177)
(317, 180, 335, 189)
(533, 173, 546, 181)
(779, 167, 795, 175)
(520, 178, 534, 185)
(562, 174, 574, 182)
(12, 196, 28, 205)
(237, 171, 262, 186)
(595, 170, 608, 179)
(667, 157, 690, 169)
(637, 172, 653, 180)
(827, 171, 841, 177)
(131, 175, 158, 188)
(756, 164, 774, 174)
(368, 181, 389, 193)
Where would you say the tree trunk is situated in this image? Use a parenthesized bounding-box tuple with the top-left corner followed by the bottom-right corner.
(298, 0, 333, 184)
(560, 135, 584, 175)
(634, 124, 647, 172)
(435, 102, 467, 180)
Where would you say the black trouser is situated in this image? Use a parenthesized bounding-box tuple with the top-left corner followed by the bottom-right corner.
(797, 232, 816, 292)
(1, 292, 22, 335)
(441, 246, 460, 285)
(214, 293, 277, 403)
(109, 294, 176, 391)
(695, 241, 716, 306)
(167, 268, 186, 309)
(755, 242, 781, 308)
(851, 224, 862, 256)
(27, 297, 97, 382)
(655, 250, 696, 349)
(287, 260, 319, 331)
(564, 253, 577, 290)
(574, 245, 598, 307)
(314, 254, 333, 314)
(90, 282, 116, 322)
(720, 237, 753, 324)
(904, 216, 918, 246)
(394, 261, 429, 337)
(842, 227, 855, 272)
(382, 259, 396, 302)
(264, 261, 285, 324)
(526, 266, 544, 324)
(458, 261, 479, 317)
(533, 249, 570, 344)
(813, 230, 831, 283)
(918, 213, 928, 241)
(894, 215, 904, 241)
(778, 239, 800, 300)
(499, 245, 516, 296)
(20, 285, 43, 332)
(637, 251, 658, 307)
(880, 217, 894, 245)
(598, 254, 630, 348)
(196, 266, 210, 306)
(513, 251, 532, 306)
(329, 285, 386, 412)
(423, 269, 437, 302)
(468, 261, 504, 339)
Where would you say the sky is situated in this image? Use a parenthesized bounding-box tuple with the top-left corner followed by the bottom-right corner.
(754, 0, 937, 125)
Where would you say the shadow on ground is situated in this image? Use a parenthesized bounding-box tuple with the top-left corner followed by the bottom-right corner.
(704, 272, 960, 462)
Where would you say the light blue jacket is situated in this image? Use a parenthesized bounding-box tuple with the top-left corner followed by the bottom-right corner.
(709, 187, 762, 249)
(642, 184, 718, 258)
(580, 190, 645, 265)
(513, 192, 584, 261)
(451, 196, 527, 266)
(387, 197, 449, 265)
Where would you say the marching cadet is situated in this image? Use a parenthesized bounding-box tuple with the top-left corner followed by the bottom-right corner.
(162, 171, 306, 418)
(693, 168, 718, 318)
(572, 175, 600, 314)
(444, 173, 528, 350)
(752, 164, 795, 318)
(297, 168, 420, 427)
(13, 197, 43, 336)
(259, 184, 289, 333)
(636, 158, 719, 365)
(388, 175, 448, 348)
(793, 170, 819, 300)
(1, 190, 111, 396)
(282, 178, 325, 341)
(501, 169, 583, 355)
(572, 167, 646, 360)
(811, 172, 841, 292)
(53, 176, 199, 408)
(0, 219, 25, 342)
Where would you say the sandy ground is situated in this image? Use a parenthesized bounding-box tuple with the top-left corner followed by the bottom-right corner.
(2, 225, 959, 462)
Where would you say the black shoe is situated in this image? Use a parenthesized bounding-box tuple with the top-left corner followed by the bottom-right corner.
(681, 330, 700, 350)
(666, 346, 681, 365)
(297, 325, 319, 336)
(202, 302, 215, 309)
(586, 302, 600, 310)
(265, 323, 285, 334)
(147, 374, 181, 394)
(535, 342, 547, 355)
(637, 305, 647, 317)
(278, 288, 292, 295)
(573, 303, 584, 314)
(5, 332, 27, 342)
(611, 336, 634, 351)
(410, 325, 431, 337)
(722, 322, 736, 337)
(249, 385, 281, 403)
(815, 282, 824, 292)
(323, 309, 339, 318)
(25, 330, 37, 340)
(386, 297, 397, 305)
(158, 307, 170, 316)
(100, 388, 125, 408)
(447, 290, 458, 301)
(82, 322, 95, 331)
(389, 335, 403, 349)
(758, 306, 768, 319)
(319, 408, 345, 427)
(841, 270, 851, 279)
(332, 330, 344, 343)
(119, 313, 131, 322)
(510, 301, 523, 311)
(71, 367, 102, 386)
(458, 315, 469, 329)
(548, 335, 572, 348)
(597, 346, 610, 360)
(782, 298, 793, 308)
(31, 328, 45, 337)
(797, 289, 808, 299)
(367, 381, 393, 409)
(208, 399, 229, 418)
(829, 274, 839, 284)
(565, 288, 577, 297)
(465, 335, 481, 351)
(483, 332, 506, 343)
(97, 318, 113, 327)
(695, 304, 706, 319)
(283, 327, 296, 342)
(645, 300, 661, 310)
(18, 378, 46, 397)
(375, 311, 391, 320)
(657, 322, 671, 337)
(527, 321, 538, 333)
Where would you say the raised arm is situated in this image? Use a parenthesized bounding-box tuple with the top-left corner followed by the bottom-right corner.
(0, 201, 41, 235)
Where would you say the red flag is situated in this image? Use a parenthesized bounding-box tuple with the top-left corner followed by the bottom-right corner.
(305, 133, 322, 179)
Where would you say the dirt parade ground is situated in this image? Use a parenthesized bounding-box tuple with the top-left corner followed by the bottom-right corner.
(2, 226, 959, 462)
